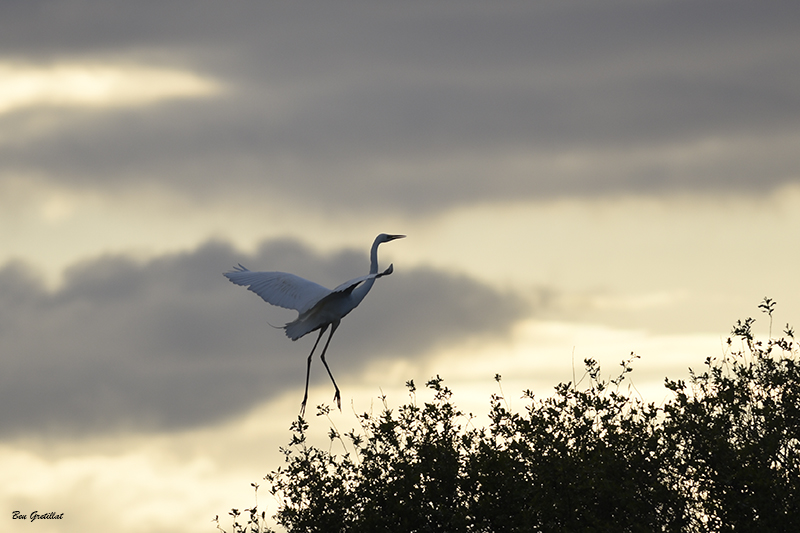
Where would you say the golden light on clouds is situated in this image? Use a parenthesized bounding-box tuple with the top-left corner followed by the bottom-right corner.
(0, 62, 222, 114)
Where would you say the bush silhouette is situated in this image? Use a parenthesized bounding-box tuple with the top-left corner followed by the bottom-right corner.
(217, 299, 800, 532)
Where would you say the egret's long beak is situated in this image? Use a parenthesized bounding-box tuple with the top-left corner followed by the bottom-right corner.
(387, 234, 406, 241)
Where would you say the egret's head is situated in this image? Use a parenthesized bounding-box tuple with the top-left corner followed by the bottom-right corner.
(376, 233, 406, 244)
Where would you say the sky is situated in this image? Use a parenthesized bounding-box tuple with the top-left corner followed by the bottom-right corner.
(2, 1, 800, 531)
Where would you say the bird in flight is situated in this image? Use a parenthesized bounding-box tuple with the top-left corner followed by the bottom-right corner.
(224, 233, 405, 416)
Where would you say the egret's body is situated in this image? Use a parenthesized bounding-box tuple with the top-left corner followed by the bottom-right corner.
(225, 233, 405, 415)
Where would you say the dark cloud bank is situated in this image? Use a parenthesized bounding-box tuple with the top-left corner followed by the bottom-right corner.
(2, 0, 799, 213)
(0, 239, 528, 438)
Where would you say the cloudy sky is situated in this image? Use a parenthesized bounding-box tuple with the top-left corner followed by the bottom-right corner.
(3, 1, 800, 531)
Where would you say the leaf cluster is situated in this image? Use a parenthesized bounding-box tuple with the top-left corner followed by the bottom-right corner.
(219, 300, 800, 532)
(662, 310, 800, 531)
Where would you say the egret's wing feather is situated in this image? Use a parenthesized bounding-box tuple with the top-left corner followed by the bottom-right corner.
(224, 264, 331, 313)
(331, 268, 390, 294)
(330, 263, 394, 294)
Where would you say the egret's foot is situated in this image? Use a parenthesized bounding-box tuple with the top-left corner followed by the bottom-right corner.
(333, 390, 342, 411)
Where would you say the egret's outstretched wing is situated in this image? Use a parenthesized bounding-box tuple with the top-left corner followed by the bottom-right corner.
(224, 264, 331, 314)
(330, 263, 394, 293)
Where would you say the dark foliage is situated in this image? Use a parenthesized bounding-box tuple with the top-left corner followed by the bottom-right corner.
(662, 304, 800, 531)
(217, 299, 800, 532)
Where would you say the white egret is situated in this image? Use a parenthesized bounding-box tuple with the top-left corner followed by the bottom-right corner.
(224, 233, 405, 416)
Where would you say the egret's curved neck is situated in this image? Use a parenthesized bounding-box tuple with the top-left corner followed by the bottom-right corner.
(352, 237, 384, 305)
(368, 237, 382, 275)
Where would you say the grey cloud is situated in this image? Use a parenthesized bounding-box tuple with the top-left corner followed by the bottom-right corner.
(0, 238, 528, 438)
(1, 0, 799, 212)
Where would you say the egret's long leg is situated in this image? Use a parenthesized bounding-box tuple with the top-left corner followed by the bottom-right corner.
(300, 326, 327, 417)
(319, 321, 341, 410)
